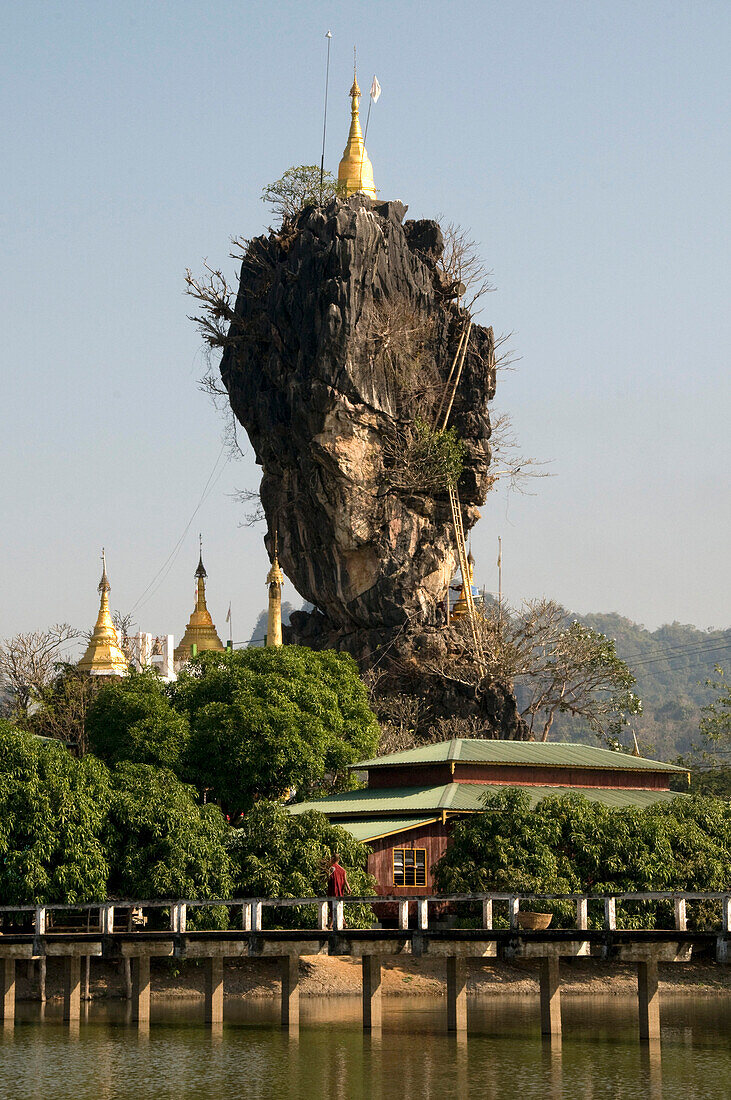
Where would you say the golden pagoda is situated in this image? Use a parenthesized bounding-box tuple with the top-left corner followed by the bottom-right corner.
(174, 539, 224, 663)
(266, 535, 284, 647)
(451, 549, 476, 620)
(337, 60, 377, 198)
(78, 550, 130, 676)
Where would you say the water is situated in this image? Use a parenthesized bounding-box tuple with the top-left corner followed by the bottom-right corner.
(1, 994, 729, 1099)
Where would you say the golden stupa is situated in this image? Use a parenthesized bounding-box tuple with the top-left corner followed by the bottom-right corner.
(265, 535, 284, 648)
(337, 62, 376, 198)
(78, 550, 130, 676)
(174, 540, 224, 663)
(452, 549, 476, 620)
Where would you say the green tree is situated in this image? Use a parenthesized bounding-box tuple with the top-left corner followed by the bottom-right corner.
(261, 165, 345, 223)
(700, 666, 731, 746)
(226, 801, 375, 928)
(0, 726, 111, 904)
(433, 788, 731, 929)
(87, 669, 189, 769)
(175, 647, 380, 816)
(105, 763, 232, 902)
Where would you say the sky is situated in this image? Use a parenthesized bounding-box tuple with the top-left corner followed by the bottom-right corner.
(1, 0, 729, 653)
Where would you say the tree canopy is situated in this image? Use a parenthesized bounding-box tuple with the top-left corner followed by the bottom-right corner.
(105, 763, 232, 901)
(226, 801, 374, 928)
(174, 647, 380, 816)
(433, 788, 731, 928)
(0, 726, 110, 904)
(87, 669, 189, 769)
(261, 165, 345, 223)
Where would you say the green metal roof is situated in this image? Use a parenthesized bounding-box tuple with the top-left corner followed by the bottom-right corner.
(338, 817, 439, 843)
(289, 782, 685, 820)
(353, 738, 685, 773)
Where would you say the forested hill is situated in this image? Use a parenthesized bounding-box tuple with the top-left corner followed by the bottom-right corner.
(247, 606, 729, 760)
(550, 614, 731, 759)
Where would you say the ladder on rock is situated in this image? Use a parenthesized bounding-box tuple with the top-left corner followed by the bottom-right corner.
(447, 479, 486, 674)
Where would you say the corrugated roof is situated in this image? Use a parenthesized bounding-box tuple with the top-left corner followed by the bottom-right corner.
(353, 738, 685, 773)
(339, 817, 439, 843)
(289, 782, 685, 819)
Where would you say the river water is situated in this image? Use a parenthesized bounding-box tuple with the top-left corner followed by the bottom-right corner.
(1, 994, 729, 1099)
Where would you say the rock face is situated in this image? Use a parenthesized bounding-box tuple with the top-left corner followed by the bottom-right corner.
(220, 194, 526, 739)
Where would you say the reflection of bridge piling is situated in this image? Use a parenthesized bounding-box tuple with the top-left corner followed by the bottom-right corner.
(0, 891, 727, 1040)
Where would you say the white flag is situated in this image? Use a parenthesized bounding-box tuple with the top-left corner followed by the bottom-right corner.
(370, 75, 381, 103)
(226, 603, 231, 623)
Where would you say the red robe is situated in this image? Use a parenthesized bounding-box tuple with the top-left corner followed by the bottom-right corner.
(327, 863, 347, 897)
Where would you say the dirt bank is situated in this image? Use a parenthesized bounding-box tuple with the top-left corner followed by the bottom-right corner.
(18, 956, 731, 1003)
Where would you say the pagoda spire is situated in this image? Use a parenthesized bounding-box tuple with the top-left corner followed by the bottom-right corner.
(174, 538, 224, 664)
(78, 549, 129, 676)
(266, 532, 284, 647)
(337, 50, 376, 198)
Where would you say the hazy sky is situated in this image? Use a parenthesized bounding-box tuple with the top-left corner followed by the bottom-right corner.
(2, 0, 729, 653)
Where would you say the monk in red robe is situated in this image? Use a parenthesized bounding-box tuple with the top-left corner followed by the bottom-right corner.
(326, 854, 351, 928)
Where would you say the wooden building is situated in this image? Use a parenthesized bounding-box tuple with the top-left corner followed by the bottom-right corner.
(289, 739, 687, 897)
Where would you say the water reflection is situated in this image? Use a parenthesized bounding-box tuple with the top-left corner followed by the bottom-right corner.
(0, 995, 729, 1099)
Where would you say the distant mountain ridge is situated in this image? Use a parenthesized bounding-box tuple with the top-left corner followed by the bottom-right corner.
(549, 613, 730, 758)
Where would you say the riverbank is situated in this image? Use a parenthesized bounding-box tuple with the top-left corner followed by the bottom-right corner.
(17, 956, 731, 1003)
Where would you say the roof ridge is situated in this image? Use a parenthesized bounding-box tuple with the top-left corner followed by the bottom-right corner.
(447, 738, 461, 761)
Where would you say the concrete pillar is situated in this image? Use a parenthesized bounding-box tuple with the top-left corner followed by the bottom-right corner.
(38, 957, 46, 1003)
(82, 956, 91, 1001)
(539, 956, 562, 1038)
(446, 957, 467, 1032)
(362, 955, 382, 1030)
(131, 956, 151, 1023)
(604, 897, 617, 930)
(205, 956, 224, 1026)
(1, 958, 15, 1025)
(508, 896, 519, 929)
(64, 956, 81, 1023)
(674, 898, 687, 931)
(332, 900, 344, 931)
(99, 904, 115, 935)
(317, 900, 329, 931)
(280, 955, 299, 1029)
(417, 899, 429, 930)
(637, 958, 660, 1041)
(398, 899, 409, 930)
(482, 899, 493, 930)
(251, 901, 263, 931)
(576, 898, 588, 930)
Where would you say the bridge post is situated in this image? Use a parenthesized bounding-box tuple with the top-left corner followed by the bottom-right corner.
(252, 901, 263, 932)
(280, 955, 299, 1029)
(99, 904, 115, 935)
(131, 956, 150, 1023)
(362, 955, 382, 1030)
(508, 896, 519, 929)
(63, 956, 81, 1023)
(1, 959, 15, 1026)
(446, 957, 467, 1032)
(205, 957, 224, 1027)
(604, 897, 617, 930)
(674, 898, 687, 931)
(576, 898, 588, 930)
(333, 900, 344, 931)
(241, 903, 252, 931)
(417, 899, 429, 931)
(637, 958, 660, 1041)
(398, 899, 409, 930)
(317, 900, 329, 930)
(482, 899, 493, 930)
(539, 956, 562, 1038)
(170, 903, 187, 933)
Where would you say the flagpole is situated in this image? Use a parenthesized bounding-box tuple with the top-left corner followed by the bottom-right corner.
(320, 31, 333, 202)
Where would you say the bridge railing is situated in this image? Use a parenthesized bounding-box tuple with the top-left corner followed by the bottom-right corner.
(0, 891, 729, 936)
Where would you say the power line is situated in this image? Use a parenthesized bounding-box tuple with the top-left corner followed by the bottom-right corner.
(128, 444, 230, 617)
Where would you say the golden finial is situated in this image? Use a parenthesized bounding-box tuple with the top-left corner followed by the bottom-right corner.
(337, 48, 376, 198)
(78, 550, 129, 676)
(266, 531, 284, 646)
(174, 540, 224, 664)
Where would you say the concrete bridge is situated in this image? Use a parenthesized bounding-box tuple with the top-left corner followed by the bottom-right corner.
(1, 891, 729, 1042)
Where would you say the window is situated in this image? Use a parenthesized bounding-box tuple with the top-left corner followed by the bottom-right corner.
(393, 848, 427, 887)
